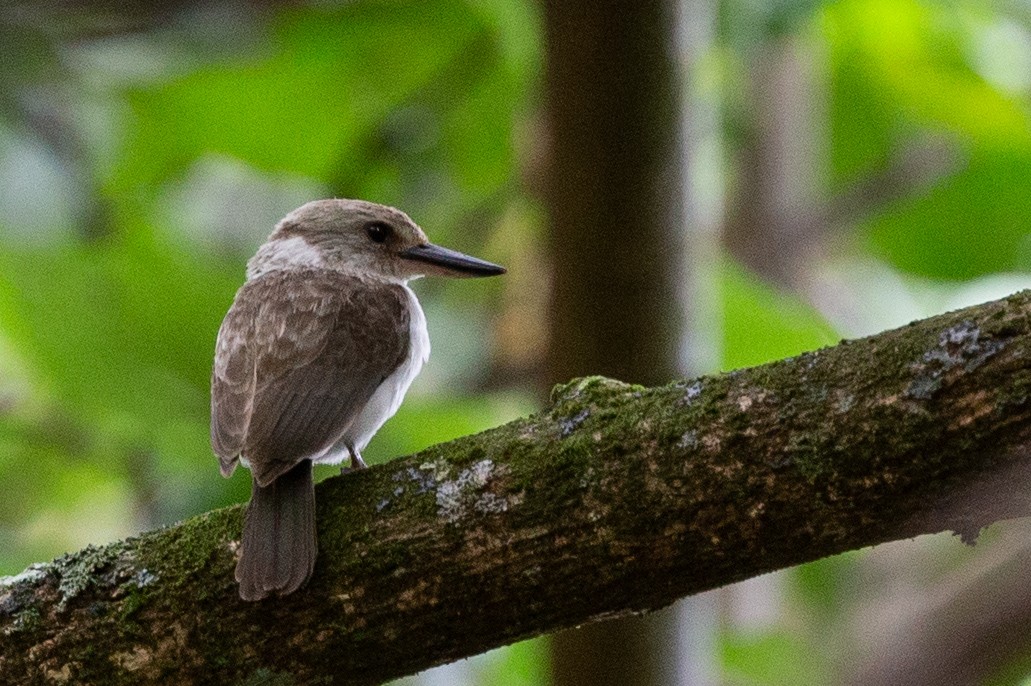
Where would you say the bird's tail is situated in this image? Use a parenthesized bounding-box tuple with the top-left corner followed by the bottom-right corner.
(235, 460, 316, 601)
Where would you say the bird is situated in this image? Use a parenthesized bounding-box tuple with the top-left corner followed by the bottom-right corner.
(211, 199, 505, 601)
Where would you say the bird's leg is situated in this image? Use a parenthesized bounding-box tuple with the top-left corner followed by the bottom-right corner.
(340, 444, 368, 474)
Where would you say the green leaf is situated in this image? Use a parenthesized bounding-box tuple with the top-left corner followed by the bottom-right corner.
(0, 231, 236, 448)
(823, 0, 1031, 148)
(827, 42, 897, 184)
(865, 150, 1031, 279)
(720, 259, 839, 371)
(721, 629, 829, 686)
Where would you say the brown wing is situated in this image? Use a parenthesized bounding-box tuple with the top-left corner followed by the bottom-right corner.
(211, 287, 263, 477)
(211, 270, 410, 485)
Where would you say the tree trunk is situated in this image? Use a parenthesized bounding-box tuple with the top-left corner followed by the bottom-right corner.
(543, 0, 686, 682)
(3, 292, 1031, 685)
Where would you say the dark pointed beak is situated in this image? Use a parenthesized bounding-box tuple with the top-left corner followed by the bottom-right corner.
(399, 243, 506, 277)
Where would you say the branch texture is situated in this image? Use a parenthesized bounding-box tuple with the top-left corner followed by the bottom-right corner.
(3, 293, 1031, 685)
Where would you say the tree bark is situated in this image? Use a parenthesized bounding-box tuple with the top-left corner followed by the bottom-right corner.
(3, 292, 1031, 685)
(544, 0, 683, 387)
(542, 0, 687, 679)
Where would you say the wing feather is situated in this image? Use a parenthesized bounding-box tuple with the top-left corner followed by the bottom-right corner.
(211, 270, 410, 485)
(211, 296, 260, 476)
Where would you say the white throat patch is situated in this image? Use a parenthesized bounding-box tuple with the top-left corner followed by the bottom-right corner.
(246, 236, 325, 280)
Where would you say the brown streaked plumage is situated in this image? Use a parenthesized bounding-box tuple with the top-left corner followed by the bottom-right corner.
(211, 199, 504, 601)
(213, 271, 411, 485)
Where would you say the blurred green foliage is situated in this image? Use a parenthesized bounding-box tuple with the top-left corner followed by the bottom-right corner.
(721, 629, 829, 686)
(1, 0, 1030, 684)
(719, 260, 837, 371)
(825, 0, 1031, 280)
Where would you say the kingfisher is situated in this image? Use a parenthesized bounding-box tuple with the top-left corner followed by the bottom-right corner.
(211, 199, 504, 601)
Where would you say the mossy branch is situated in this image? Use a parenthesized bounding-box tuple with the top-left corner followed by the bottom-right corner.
(4, 293, 1031, 685)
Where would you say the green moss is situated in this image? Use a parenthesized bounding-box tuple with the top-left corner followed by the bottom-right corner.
(119, 588, 147, 623)
(550, 376, 641, 411)
(5, 606, 41, 634)
(788, 433, 829, 483)
(138, 505, 242, 582)
(52, 543, 128, 609)
(242, 668, 296, 686)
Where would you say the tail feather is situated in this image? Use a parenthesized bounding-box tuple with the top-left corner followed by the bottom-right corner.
(236, 460, 316, 601)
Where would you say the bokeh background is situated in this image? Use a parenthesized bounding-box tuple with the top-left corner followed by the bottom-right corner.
(2, 1, 1031, 684)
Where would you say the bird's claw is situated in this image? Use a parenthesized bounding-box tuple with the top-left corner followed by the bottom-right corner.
(340, 449, 368, 475)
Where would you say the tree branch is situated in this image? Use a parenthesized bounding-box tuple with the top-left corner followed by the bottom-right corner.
(4, 292, 1031, 685)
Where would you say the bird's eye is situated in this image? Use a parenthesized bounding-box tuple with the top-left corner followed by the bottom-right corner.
(366, 222, 392, 244)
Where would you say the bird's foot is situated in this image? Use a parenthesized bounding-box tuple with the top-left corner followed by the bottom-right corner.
(340, 448, 368, 475)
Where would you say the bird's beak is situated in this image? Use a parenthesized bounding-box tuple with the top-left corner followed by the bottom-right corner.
(399, 243, 506, 277)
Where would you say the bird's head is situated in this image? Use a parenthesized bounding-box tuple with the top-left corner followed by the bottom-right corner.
(246, 199, 506, 282)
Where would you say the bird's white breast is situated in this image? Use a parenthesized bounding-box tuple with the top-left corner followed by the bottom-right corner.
(329, 284, 429, 458)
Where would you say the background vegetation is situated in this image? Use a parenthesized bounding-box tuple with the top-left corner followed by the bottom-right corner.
(1, 0, 1029, 684)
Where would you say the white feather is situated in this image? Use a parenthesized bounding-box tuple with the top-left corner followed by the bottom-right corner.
(246, 236, 325, 280)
